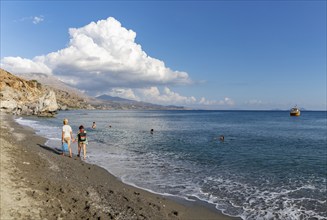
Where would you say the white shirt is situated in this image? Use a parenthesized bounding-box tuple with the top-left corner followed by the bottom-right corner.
(62, 125, 72, 138)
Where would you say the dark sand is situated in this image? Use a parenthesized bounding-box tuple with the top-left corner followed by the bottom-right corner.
(0, 112, 239, 220)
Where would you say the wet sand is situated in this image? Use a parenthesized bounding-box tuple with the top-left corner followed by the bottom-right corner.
(0, 112, 239, 220)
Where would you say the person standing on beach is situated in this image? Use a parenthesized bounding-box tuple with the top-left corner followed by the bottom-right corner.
(76, 125, 88, 160)
(62, 118, 74, 158)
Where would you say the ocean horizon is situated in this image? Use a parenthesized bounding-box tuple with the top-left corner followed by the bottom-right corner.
(16, 110, 327, 220)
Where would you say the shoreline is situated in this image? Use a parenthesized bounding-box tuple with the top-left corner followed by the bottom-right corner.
(0, 112, 239, 220)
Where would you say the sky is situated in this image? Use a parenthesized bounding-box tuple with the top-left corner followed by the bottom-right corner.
(1, 1, 326, 110)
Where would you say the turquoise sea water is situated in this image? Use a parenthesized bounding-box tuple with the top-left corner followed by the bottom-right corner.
(16, 110, 327, 220)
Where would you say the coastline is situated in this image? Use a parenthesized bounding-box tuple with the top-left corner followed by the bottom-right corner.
(0, 112, 239, 220)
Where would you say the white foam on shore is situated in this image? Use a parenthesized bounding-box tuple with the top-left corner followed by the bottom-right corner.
(15, 117, 61, 149)
(200, 176, 327, 220)
(15, 117, 38, 127)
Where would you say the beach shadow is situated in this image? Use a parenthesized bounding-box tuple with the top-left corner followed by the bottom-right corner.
(37, 144, 62, 155)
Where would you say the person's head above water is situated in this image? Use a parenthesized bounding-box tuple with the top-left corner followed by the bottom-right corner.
(219, 135, 224, 141)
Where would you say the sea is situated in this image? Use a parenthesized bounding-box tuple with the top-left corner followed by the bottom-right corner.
(15, 110, 327, 220)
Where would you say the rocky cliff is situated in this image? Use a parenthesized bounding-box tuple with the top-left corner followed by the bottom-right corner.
(16, 72, 95, 110)
(0, 69, 58, 117)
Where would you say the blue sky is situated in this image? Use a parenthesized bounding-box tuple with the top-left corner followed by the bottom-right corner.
(1, 1, 326, 110)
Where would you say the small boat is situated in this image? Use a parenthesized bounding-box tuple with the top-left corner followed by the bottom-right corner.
(290, 106, 300, 116)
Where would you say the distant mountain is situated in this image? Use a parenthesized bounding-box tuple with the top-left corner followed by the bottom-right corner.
(96, 94, 186, 110)
(17, 72, 82, 95)
(96, 94, 134, 102)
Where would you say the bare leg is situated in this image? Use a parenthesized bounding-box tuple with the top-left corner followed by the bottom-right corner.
(69, 146, 72, 157)
(63, 138, 70, 156)
(83, 144, 86, 160)
(77, 143, 81, 157)
(61, 144, 65, 156)
(67, 140, 72, 158)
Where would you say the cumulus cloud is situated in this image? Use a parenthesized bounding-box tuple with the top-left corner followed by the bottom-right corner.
(199, 97, 235, 106)
(1, 56, 51, 74)
(1, 17, 190, 94)
(33, 16, 44, 24)
(103, 86, 196, 105)
(245, 99, 263, 105)
(137, 87, 196, 104)
(1, 16, 236, 108)
(16, 15, 44, 24)
(107, 88, 140, 101)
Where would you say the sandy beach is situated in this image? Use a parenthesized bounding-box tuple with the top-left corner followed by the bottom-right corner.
(0, 112, 238, 220)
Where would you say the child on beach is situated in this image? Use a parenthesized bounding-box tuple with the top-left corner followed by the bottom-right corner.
(76, 125, 88, 160)
(62, 118, 74, 157)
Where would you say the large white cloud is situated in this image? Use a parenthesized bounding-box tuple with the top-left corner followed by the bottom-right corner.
(1, 16, 237, 108)
(1, 17, 190, 94)
(138, 87, 197, 104)
(1, 56, 51, 74)
(107, 88, 140, 101)
(105, 86, 197, 105)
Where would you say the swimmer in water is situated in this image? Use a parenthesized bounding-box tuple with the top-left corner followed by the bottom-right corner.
(219, 135, 224, 142)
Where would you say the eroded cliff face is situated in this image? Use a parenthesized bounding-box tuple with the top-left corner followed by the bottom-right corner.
(0, 69, 58, 117)
(16, 72, 96, 110)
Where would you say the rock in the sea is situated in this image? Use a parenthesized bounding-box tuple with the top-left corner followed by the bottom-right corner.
(37, 90, 58, 116)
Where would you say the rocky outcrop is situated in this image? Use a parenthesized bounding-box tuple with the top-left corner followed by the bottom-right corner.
(17, 72, 96, 110)
(0, 69, 59, 117)
(49, 87, 95, 110)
